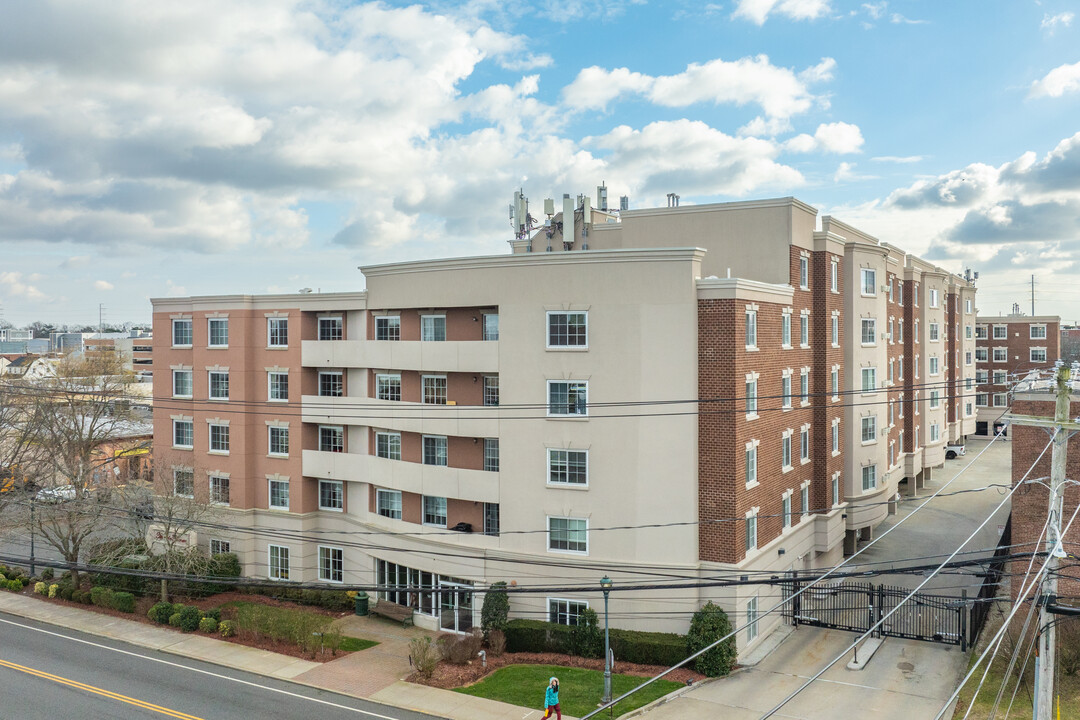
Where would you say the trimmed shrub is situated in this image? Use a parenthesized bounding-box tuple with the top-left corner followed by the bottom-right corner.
(168, 613, 183, 628)
(218, 620, 235, 638)
(7, 579, 22, 591)
(34, 581, 47, 595)
(203, 608, 222, 622)
(148, 602, 175, 624)
(488, 629, 506, 656)
(176, 605, 202, 632)
(438, 629, 484, 665)
(59, 585, 76, 601)
(41, 568, 54, 581)
(19, 576, 30, 586)
(409, 636, 440, 679)
(90, 586, 114, 608)
(686, 602, 737, 678)
(74, 589, 93, 604)
(481, 582, 510, 641)
(199, 617, 219, 634)
(568, 607, 604, 659)
(48, 583, 59, 598)
(110, 591, 136, 613)
(610, 629, 687, 667)
(504, 619, 573, 654)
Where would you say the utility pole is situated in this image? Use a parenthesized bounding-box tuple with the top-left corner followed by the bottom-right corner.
(99, 303, 105, 334)
(1031, 274, 1035, 317)
(1035, 361, 1072, 718)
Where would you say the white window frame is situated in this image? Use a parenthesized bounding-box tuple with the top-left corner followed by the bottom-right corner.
(268, 544, 290, 581)
(268, 425, 289, 458)
(745, 509, 758, 552)
(208, 423, 230, 455)
(861, 367, 877, 393)
(862, 465, 877, 492)
(547, 380, 588, 417)
(318, 370, 344, 398)
(1030, 324, 1047, 340)
(781, 430, 793, 471)
(376, 489, 402, 519)
(420, 314, 447, 342)
(171, 318, 193, 348)
(976, 347, 988, 362)
(423, 495, 448, 528)
(800, 311, 809, 347)
(268, 477, 290, 510)
(547, 311, 588, 348)
(172, 419, 194, 450)
(745, 440, 759, 488)
(173, 467, 194, 497)
(374, 315, 401, 341)
(422, 434, 448, 467)
(318, 546, 344, 583)
(172, 369, 193, 399)
(861, 318, 877, 346)
(210, 539, 231, 556)
(375, 431, 402, 460)
(993, 393, 1008, 407)
(1030, 347, 1047, 363)
(800, 368, 810, 406)
(319, 425, 344, 453)
(781, 370, 792, 410)
(745, 373, 759, 418)
(547, 516, 588, 555)
(267, 371, 289, 402)
(975, 325, 987, 339)
(929, 356, 940, 376)
(993, 347, 1007, 363)
(319, 316, 344, 341)
(831, 313, 839, 347)
(745, 309, 757, 350)
(267, 317, 288, 348)
(421, 374, 447, 405)
(318, 479, 344, 512)
(549, 448, 589, 487)
(375, 373, 402, 401)
(207, 318, 229, 348)
(781, 311, 791, 348)
(861, 268, 877, 296)
(929, 322, 940, 342)
(800, 425, 810, 462)
(208, 371, 230, 401)
(799, 255, 809, 289)
(832, 418, 840, 455)
(209, 475, 230, 506)
(782, 491, 792, 530)
(861, 415, 877, 444)
(548, 598, 590, 626)
(831, 259, 838, 292)
(993, 324, 1007, 340)
(831, 366, 840, 401)
(747, 596, 759, 643)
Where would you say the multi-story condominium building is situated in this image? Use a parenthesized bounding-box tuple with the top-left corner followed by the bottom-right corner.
(151, 195, 976, 652)
(0, 328, 32, 343)
(974, 315, 1060, 436)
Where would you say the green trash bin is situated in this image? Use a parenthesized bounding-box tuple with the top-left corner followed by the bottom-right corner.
(354, 591, 369, 616)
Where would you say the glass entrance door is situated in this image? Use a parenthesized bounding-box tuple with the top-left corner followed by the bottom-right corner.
(439, 582, 474, 633)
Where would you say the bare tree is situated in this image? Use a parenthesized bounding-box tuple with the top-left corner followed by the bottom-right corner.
(0, 377, 43, 512)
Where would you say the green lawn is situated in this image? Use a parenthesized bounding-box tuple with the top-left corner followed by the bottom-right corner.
(454, 664, 683, 718)
(340, 636, 379, 652)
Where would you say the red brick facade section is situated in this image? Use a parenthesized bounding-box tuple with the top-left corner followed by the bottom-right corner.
(976, 319, 1060, 399)
(812, 249, 843, 514)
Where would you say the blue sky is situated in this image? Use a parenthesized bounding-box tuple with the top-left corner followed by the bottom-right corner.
(1, 0, 1079, 326)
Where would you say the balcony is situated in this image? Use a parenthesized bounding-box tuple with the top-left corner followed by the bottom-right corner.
(303, 450, 499, 503)
(301, 395, 500, 438)
(302, 340, 498, 373)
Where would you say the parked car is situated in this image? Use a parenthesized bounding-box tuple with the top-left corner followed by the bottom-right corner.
(35, 485, 77, 503)
(945, 444, 966, 460)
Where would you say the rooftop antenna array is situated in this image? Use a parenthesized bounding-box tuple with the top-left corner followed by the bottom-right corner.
(509, 188, 535, 251)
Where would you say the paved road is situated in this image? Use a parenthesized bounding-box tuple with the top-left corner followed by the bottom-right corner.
(0, 612, 444, 720)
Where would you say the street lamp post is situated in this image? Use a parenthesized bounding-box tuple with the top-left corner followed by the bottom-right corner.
(600, 575, 613, 705)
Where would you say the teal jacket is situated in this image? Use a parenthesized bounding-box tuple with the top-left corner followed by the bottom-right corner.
(545, 683, 559, 706)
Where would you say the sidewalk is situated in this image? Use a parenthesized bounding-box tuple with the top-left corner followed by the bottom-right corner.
(0, 592, 568, 720)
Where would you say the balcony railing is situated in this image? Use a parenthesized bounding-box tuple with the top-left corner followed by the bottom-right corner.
(303, 449, 499, 502)
(302, 340, 498, 373)
(301, 395, 500, 438)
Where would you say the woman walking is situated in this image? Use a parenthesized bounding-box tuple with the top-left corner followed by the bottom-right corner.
(543, 676, 561, 720)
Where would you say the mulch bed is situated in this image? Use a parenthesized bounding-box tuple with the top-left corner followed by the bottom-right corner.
(13, 587, 357, 663)
(411, 650, 708, 689)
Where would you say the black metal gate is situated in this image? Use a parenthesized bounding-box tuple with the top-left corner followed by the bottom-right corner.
(783, 577, 968, 650)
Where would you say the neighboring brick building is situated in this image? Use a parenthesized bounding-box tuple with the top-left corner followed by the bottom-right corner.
(1009, 372, 1080, 605)
(974, 315, 1060, 435)
(151, 195, 976, 652)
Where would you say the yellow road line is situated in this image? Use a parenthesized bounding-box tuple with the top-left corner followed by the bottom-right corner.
(0, 658, 206, 720)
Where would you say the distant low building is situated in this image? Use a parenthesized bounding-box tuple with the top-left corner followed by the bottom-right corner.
(974, 314, 1060, 436)
(1, 355, 58, 380)
(0, 329, 32, 343)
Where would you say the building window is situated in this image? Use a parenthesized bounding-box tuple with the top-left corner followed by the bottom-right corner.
(861, 367, 877, 392)
(1031, 347, 1047, 363)
(930, 390, 940, 409)
(747, 596, 759, 642)
(831, 315, 839, 346)
(319, 316, 343, 341)
(930, 423, 940, 443)
(269, 478, 290, 510)
(319, 425, 344, 453)
(800, 313, 809, 346)
(800, 370, 809, 405)
(484, 502, 500, 536)
(862, 465, 877, 491)
(483, 376, 500, 406)
(800, 426, 810, 461)
(174, 468, 194, 497)
(799, 256, 809, 289)
(376, 374, 401, 401)
(209, 475, 230, 505)
(746, 377, 758, 416)
(929, 322, 940, 342)
(484, 438, 499, 472)
(208, 371, 229, 400)
(173, 419, 193, 449)
(782, 433, 792, 469)
(832, 367, 839, 400)
(375, 316, 400, 341)
(993, 393, 1008, 407)
(745, 310, 757, 349)
(268, 371, 289, 401)
(801, 484, 809, 518)
(781, 312, 791, 348)
(898, 281, 905, 306)
(548, 517, 588, 553)
(377, 489, 402, 519)
(548, 311, 588, 347)
(898, 319, 904, 343)
(376, 432, 401, 460)
(861, 268, 877, 296)
(898, 357, 904, 380)
(782, 493, 792, 529)
(319, 371, 343, 397)
(173, 369, 193, 398)
(548, 380, 588, 416)
(993, 325, 1007, 340)
(319, 480, 344, 511)
(209, 424, 230, 453)
(888, 278, 894, 303)
(832, 473, 840, 506)
(831, 260, 838, 292)
(483, 314, 500, 341)
(930, 357, 939, 376)
(549, 598, 588, 626)
(268, 545, 290, 580)
(746, 443, 758, 486)
(965, 325, 973, 339)
(267, 317, 288, 348)
(781, 372, 792, 409)
(745, 511, 758, 552)
(422, 435, 448, 466)
(268, 426, 289, 457)
(422, 375, 447, 404)
(1030, 324, 1047, 340)
(861, 416, 877, 443)
(210, 539, 230, 556)
(993, 348, 1007, 362)
(172, 319, 193, 347)
(832, 419, 839, 453)
(861, 319, 877, 345)
(888, 318, 894, 343)
(976, 347, 988, 362)
(975, 325, 987, 339)
(929, 288, 939, 308)
(976, 393, 988, 407)
(319, 546, 343, 583)
(423, 496, 447, 527)
(966, 402, 973, 416)
(421, 315, 446, 341)
(549, 449, 588, 485)
(966, 351, 973, 366)
(208, 318, 229, 348)
(914, 320, 920, 341)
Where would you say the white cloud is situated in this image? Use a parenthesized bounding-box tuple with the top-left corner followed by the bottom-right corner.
(783, 122, 864, 154)
(1041, 12, 1074, 31)
(94, 280, 114, 291)
(733, 0, 832, 25)
(1029, 61, 1080, 99)
(861, 2, 887, 20)
(832, 162, 877, 182)
(890, 12, 927, 24)
(871, 155, 923, 163)
(563, 55, 836, 119)
(0, 271, 46, 300)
